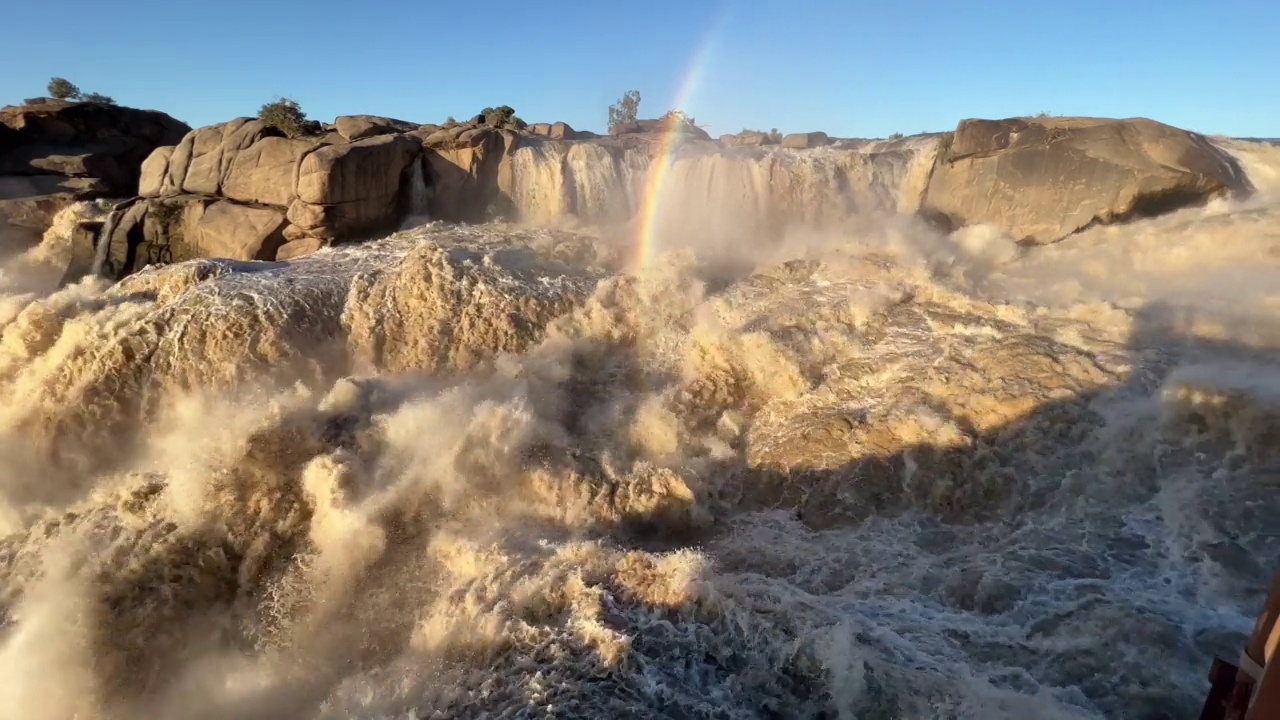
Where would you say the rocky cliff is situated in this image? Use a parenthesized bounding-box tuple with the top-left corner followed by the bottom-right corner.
(0, 98, 189, 253)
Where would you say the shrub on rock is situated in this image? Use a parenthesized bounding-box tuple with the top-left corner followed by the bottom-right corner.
(258, 97, 319, 138)
(44, 77, 115, 105)
(47, 77, 80, 101)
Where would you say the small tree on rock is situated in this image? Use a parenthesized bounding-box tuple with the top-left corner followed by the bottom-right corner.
(482, 105, 517, 128)
(47, 77, 82, 100)
(608, 90, 640, 132)
(258, 97, 315, 138)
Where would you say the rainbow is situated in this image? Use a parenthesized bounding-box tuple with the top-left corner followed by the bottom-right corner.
(631, 23, 723, 274)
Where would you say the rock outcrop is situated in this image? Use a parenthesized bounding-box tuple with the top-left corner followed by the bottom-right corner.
(422, 125, 520, 223)
(527, 121, 589, 141)
(0, 98, 189, 248)
(333, 115, 417, 142)
(720, 130, 777, 147)
(781, 132, 831, 149)
(289, 133, 422, 240)
(95, 195, 288, 279)
(97, 118, 427, 276)
(610, 117, 712, 142)
(922, 116, 1251, 245)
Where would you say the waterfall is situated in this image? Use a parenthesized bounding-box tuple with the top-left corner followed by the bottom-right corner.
(86, 199, 131, 280)
(510, 141, 648, 226)
(505, 136, 943, 244)
(400, 157, 432, 228)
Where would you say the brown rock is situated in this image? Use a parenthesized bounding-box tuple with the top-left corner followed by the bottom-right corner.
(424, 128, 519, 222)
(0, 98, 188, 246)
(190, 199, 287, 260)
(293, 134, 421, 237)
(609, 117, 712, 142)
(549, 121, 577, 140)
(98, 196, 286, 278)
(153, 122, 320, 206)
(296, 134, 420, 205)
(275, 236, 324, 260)
(138, 146, 174, 197)
(221, 136, 315, 207)
(781, 132, 831, 149)
(527, 123, 552, 137)
(720, 130, 770, 147)
(333, 114, 416, 142)
(922, 116, 1252, 244)
(174, 119, 276, 197)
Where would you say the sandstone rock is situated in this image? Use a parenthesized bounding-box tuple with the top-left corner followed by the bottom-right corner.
(221, 136, 315, 207)
(0, 99, 188, 167)
(296, 134, 420, 206)
(134, 119, 427, 268)
(549, 121, 577, 140)
(333, 114, 417, 142)
(525, 122, 580, 139)
(610, 118, 712, 142)
(0, 98, 188, 246)
(781, 132, 831, 149)
(170, 119, 277, 197)
(291, 134, 421, 238)
(138, 146, 174, 197)
(98, 196, 286, 278)
(922, 116, 1252, 245)
(424, 128, 518, 222)
(145, 119, 308, 202)
(468, 114, 485, 125)
(720, 130, 771, 147)
(275, 236, 324, 260)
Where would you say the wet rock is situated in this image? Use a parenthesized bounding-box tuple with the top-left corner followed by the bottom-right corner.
(923, 116, 1251, 244)
(98, 195, 287, 278)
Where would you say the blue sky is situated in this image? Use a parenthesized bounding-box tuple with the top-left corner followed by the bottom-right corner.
(5, 0, 1277, 138)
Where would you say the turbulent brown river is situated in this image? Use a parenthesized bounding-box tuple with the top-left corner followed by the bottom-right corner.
(1, 137, 1279, 720)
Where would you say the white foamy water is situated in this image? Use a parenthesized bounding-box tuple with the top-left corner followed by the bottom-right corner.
(0, 139, 1276, 720)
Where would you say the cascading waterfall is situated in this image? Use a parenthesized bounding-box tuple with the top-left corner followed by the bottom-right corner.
(506, 135, 943, 247)
(510, 141, 647, 226)
(396, 157, 433, 231)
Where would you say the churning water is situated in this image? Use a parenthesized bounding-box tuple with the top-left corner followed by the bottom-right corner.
(0, 138, 1278, 720)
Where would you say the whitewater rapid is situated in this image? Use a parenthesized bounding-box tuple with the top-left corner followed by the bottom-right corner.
(0, 138, 1277, 720)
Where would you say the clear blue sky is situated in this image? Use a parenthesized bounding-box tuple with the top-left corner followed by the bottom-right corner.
(5, 0, 1277, 138)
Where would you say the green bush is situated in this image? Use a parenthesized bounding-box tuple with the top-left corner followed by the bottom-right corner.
(481, 105, 518, 128)
(46, 77, 115, 104)
(258, 97, 318, 138)
(608, 90, 640, 132)
(47, 77, 80, 100)
(80, 92, 116, 106)
(888, 132, 904, 140)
